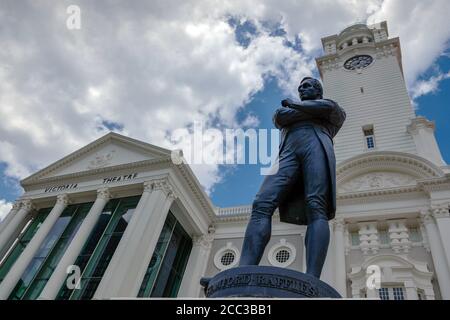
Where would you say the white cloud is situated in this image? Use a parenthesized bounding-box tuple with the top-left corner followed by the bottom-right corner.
(411, 70, 450, 100)
(0, 199, 13, 222)
(0, 1, 449, 196)
(367, 0, 450, 88)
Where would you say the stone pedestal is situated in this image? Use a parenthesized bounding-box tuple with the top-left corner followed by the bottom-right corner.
(201, 266, 341, 298)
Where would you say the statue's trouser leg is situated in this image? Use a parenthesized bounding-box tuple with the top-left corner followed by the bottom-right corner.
(305, 213, 330, 278)
(302, 132, 331, 278)
(239, 151, 300, 266)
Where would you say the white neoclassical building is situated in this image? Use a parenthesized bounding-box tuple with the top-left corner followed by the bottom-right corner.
(0, 21, 449, 300)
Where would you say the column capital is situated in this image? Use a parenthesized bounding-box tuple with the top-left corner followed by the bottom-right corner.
(420, 209, 435, 226)
(12, 200, 22, 210)
(333, 218, 346, 232)
(193, 225, 215, 249)
(20, 199, 35, 211)
(431, 204, 450, 219)
(97, 187, 112, 200)
(56, 194, 71, 206)
(143, 177, 176, 199)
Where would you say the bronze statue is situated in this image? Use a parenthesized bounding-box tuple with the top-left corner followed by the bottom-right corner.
(239, 77, 346, 278)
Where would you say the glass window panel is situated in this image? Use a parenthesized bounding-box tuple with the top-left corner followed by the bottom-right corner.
(393, 287, 405, 300)
(378, 288, 389, 300)
(0, 208, 51, 283)
(22, 202, 93, 299)
(408, 227, 422, 242)
(138, 211, 192, 298)
(66, 196, 140, 300)
(138, 213, 176, 297)
(8, 206, 76, 300)
(350, 232, 360, 246)
(378, 230, 390, 245)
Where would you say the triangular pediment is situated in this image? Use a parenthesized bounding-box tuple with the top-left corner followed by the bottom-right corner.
(22, 132, 172, 184)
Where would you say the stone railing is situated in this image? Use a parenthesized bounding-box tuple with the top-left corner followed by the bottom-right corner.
(215, 205, 252, 216)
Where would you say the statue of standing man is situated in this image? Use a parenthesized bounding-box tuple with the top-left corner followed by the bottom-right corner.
(239, 77, 346, 278)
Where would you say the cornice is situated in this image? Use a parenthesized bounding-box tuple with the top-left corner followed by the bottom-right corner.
(337, 185, 420, 201)
(21, 132, 171, 185)
(336, 151, 444, 183)
(175, 163, 217, 221)
(417, 175, 450, 192)
(21, 157, 171, 188)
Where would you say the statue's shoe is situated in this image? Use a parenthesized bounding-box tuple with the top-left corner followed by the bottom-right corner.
(200, 277, 212, 289)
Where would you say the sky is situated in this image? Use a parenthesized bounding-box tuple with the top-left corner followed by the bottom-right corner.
(1, 0, 450, 220)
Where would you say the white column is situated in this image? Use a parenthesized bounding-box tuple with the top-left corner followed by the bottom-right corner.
(420, 210, 450, 299)
(0, 194, 70, 300)
(0, 200, 34, 257)
(431, 205, 450, 272)
(424, 287, 436, 300)
(39, 188, 111, 300)
(301, 232, 307, 273)
(178, 227, 215, 297)
(366, 287, 379, 299)
(94, 177, 175, 299)
(0, 201, 21, 234)
(320, 223, 335, 286)
(404, 279, 419, 300)
(333, 218, 347, 297)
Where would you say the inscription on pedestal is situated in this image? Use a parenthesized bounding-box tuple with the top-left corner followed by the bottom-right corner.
(202, 266, 341, 298)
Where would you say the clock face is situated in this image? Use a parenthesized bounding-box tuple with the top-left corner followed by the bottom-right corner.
(344, 55, 373, 70)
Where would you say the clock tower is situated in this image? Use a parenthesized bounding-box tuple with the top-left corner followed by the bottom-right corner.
(316, 21, 445, 166)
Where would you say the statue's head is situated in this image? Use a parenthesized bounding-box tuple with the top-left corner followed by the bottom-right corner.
(298, 77, 323, 101)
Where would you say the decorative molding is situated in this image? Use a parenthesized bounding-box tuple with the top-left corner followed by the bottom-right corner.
(407, 117, 436, 134)
(336, 151, 444, 184)
(358, 222, 379, 255)
(340, 172, 415, 193)
(420, 209, 435, 226)
(417, 175, 450, 192)
(97, 187, 111, 201)
(23, 157, 171, 187)
(337, 185, 419, 200)
(21, 132, 171, 185)
(12, 201, 22, 211)
(142, 177, 176, 199)
(431, 203, 450, 219)
(388, 220, 411, 253)
(87, 150, 116, 169)
(333, 218, 346, 232)
(20, 199, 35, 211)
(56, 194, 71, 206)
(193, 225, 215, 250)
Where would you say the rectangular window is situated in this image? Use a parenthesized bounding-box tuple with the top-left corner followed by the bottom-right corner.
(21, 202, 93, 299)
(59, 195, 141, 300)
(363, 125, 376, 150)
(0, 208, 52, 284)
(378, 230, 390, 245)
(378, 287, 405, 300)
(378, 288, 389, 300)
(138, 211, 192, 298)
(408, 227, 423, 243)
(350, 232, 360, 246)
(392, 287, 405, 300)
(8, 203, 93, 300)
